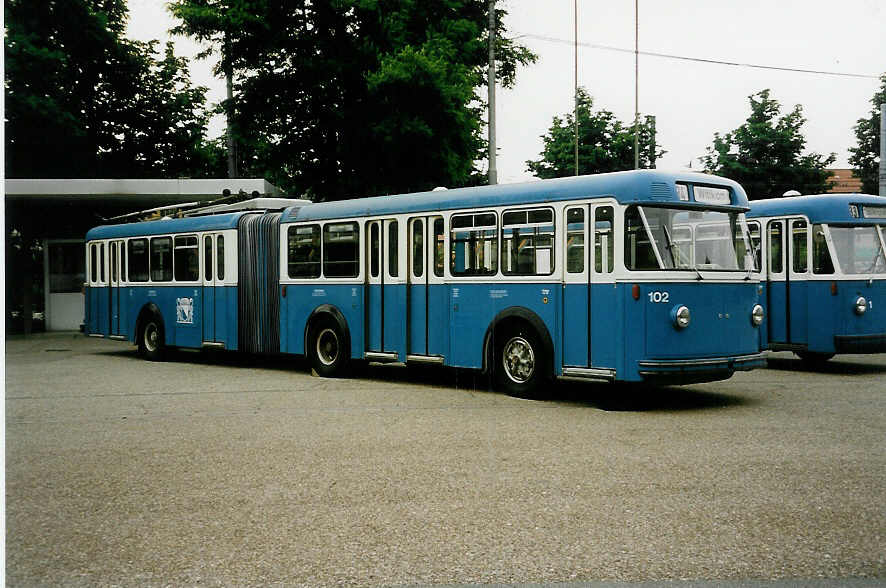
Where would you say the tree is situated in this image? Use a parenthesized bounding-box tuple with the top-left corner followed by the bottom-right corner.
(849, 73, 886, 194)
(169, 0, 536, 200)
(4, 0, 216, 179)
(701, 89, 835, 199)
(526, 88, 663, 179)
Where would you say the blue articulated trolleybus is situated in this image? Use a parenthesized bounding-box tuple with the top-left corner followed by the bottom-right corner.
(747, 193, 886, 362)
(84, 170, 765, 398)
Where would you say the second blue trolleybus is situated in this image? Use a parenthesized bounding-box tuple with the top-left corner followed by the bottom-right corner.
(84, 170, 766, 397)
(747, 193, 886, 362)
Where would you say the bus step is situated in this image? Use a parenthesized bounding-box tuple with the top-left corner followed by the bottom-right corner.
(559, 366, 616, 383)
(364, 351, 399, 363)
(406, 355, 444, 365)
(201, 342, 226, 349)
(108, 335, 127, 341)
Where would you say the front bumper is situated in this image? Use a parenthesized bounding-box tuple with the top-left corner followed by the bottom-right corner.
(637, 352, 766, 384)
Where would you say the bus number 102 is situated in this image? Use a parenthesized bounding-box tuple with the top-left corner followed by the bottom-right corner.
(648, 291, 670, 303)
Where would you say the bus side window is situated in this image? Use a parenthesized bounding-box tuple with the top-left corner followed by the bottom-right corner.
(792, 220, 808, 274)
(323, 222, 359, 278)
(128, 239, 149, 282)
(90, 243, 97, 283)
(150, 237, 173, 282)
(565, 208, 584, 273)
(388, 221, 398, 277)
(433, 218, 444, 277)
(370, 222, 380, 278)
(288, 225, 321, 278)
(99, 242, 105, 283)
(747, 221, 761, 271)
(812, 224, 834, 274)
(217, 236, 225, 281)
(450, 212, 498, 276)
(174, 235, 199, 281)
(204, 236, 213, 281)
(412, 220, 423, 278)
(594, 206, 614, 273)
(768, 223, 783, 274)
(501, 208, 554, 276)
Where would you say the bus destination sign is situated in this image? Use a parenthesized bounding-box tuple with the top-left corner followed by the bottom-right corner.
(693, 186, 731, 205)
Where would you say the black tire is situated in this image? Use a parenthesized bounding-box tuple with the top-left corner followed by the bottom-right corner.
(308, 317, 350, 377)
(137, 314, 166, 361)
(795, 350, 835, 363)
(493, 324, 549, 399)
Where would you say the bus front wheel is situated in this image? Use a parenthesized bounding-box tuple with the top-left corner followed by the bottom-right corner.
(138, 315, 166, 361)
(494, 326, 548, 399)
(308, 318, 350, 378)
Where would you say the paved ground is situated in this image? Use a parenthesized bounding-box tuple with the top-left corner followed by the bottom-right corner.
(5, 333, 886, 586)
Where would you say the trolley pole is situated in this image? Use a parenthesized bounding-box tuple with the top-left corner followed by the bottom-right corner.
(880, 103, 885, 196)
(487, 0, 497, 185)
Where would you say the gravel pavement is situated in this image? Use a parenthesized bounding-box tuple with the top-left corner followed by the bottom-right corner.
(5, 333, 886, 586)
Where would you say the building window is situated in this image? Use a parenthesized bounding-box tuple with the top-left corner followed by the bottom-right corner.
(49, 242, 86, 293)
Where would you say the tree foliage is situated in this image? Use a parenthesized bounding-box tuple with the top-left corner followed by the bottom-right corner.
(701, 89, 835, 199)
(4, 0, 218, 179)
(526, 88, 663, 179)
(169, 0, 536, 200)
(849, 73, 885, 195)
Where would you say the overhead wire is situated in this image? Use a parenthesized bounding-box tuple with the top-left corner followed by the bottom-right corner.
(512, 32, 881, 80)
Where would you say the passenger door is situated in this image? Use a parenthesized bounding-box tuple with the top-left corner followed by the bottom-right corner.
(407, 216, 446, 358)
(562, 203, 616, 370)
(108, 240, 123, 337)
(766, 220, 788, 343)
(202, 234, 218, 344)
(788, 218, 810, 344)
(366, 219, 404, 359)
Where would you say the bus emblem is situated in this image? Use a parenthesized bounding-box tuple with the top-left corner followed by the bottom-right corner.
(176, 297, 194, 324)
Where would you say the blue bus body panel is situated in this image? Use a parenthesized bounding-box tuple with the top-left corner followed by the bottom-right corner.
(281, 284, 364, 359)
(427, 285, 449, 357)
(562, 284, 620, 369)
(562, 285, 588, 366)
(447, 282, 560, 370)
(383, 284, 406, 358)
(639, 283, 761, 358)
(788, 281, 809, 344)
(408, 284, 428, 355)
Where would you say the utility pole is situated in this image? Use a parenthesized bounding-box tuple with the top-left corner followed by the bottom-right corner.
(487, 0, 497, 185)
(574, 0, 579, 176)
(648, 115, 656, 168)
(224, 34, 238, 179)
(880, 103, 885, 196)
(633, 0, 639, 170)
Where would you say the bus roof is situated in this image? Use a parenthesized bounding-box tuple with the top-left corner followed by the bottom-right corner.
(747, 193, 886, 224)
(85, 211, 251, 241)
(283, 170, 750, 223)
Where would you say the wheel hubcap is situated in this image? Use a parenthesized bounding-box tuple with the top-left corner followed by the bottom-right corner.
(145, 323, 158, 352)
(503, 336, 535, 383)
(316, 328, 339, 366)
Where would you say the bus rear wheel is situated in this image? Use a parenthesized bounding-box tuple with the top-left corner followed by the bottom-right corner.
(494, 326, 548, 399)
(138, 315, 166, 361)
(308, 318, 350, 378)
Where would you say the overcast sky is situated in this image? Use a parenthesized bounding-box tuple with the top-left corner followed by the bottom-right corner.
(127, 0, 885, 186)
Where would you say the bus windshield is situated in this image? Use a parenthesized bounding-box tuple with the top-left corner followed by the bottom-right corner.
(624, 205, 755, 271)
(828, 225, 886, 274)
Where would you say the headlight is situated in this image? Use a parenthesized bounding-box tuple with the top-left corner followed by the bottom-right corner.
(672, 305, 691, 329)
(855, 296, 867, 315)
(751, 304, 764, 326)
